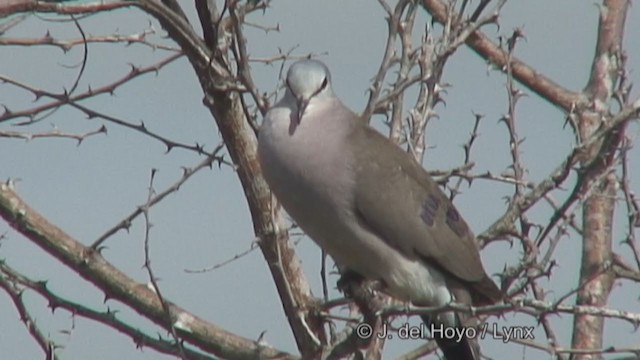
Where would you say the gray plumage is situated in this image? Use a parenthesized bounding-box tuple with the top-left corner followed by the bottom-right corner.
(258, 60, 502, 360)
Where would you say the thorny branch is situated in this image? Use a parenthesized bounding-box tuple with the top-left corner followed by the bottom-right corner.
(140, 169, 188, 359)
(0, 267, 60, 360)
(0, 181, 296, 359)
(0, 27, 180, 52)
(0, 53, 184, 125)
(92, 145, 227, 250)
(0, 261, 216, 360)
(0, 125, 106, 143)
(382, 299, 640, 333)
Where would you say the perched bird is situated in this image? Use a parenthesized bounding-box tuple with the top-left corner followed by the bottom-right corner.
(258, 59, 502, 360)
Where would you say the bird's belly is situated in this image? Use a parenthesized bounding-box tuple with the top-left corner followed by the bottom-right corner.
(278, 186, 453, 308)
(382, 255, 452, 306)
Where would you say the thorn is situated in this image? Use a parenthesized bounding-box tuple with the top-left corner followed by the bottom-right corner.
(2, 104, 12, 116)
(33, 91, 45, 101)
(195, 142, 204, 154)
(85, 110, 97, 119)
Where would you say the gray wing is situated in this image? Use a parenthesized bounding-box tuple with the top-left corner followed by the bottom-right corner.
(350, 124, 501, 302)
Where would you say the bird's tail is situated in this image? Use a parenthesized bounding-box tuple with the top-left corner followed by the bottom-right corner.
(421, 314, 479, 360)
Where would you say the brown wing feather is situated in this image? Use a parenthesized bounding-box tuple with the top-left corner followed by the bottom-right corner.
(350, 123, 502, 304)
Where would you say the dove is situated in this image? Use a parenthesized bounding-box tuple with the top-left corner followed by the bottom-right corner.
(258, 59, 502, 360)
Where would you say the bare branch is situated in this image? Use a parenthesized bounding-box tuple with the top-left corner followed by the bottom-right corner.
(0, 125, 106, 143)
(92, 145, 227, 249)
(0, 28, 179, 52)
(0, 53, 184, 125)
(0, 269, 60, 360)
(0, 262, 216, 360)
(420, 0, 586, 112)
(0, 182, 297, 359)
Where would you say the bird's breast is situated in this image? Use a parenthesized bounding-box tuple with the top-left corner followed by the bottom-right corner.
(258, 105, 356, 227)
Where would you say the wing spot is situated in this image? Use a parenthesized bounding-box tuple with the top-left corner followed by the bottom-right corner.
(420, 195, 440, 227)
(445, 206, 466, 236)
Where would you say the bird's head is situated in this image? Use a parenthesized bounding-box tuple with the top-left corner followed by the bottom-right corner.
(285, 60, 333, 122)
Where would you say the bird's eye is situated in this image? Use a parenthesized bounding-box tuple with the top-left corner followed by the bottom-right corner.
(320, 77, 328, 90)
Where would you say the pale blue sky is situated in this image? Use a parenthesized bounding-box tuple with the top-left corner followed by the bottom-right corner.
(1, 1, 639, 359)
